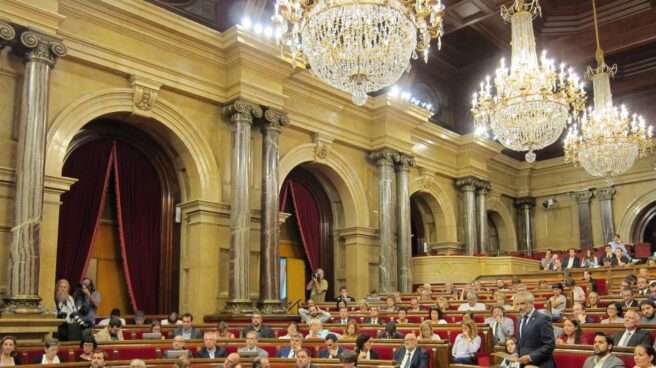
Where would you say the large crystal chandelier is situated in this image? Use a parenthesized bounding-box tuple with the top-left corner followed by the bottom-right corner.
(272, 0, 445, 106)
(471, 0, 586, 162)
(563, 0, 652, 177)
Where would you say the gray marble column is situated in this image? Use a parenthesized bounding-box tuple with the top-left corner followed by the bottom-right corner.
(394, 153, 414, 293)
(0, 20, 16, 50)
(515, 197, 535, 256)
(257, 108, 288, 313)
(455, 177, 479, 256)
(572, 190, 594, 250)
(222, 99, 262, 313)
(3, 28, 66, 314)
(595, 187, 616, 244)
(369, 148, 396, 293)
(476, 181, 491, 255)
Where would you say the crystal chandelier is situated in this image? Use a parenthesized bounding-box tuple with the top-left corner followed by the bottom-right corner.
(471, 0, 586, 162)
(272, 0, 445, 106)
(563, 0, 652, 177)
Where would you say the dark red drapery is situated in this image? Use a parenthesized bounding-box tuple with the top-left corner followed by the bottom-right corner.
(56, 140, 114, 284)
(281, 178, 321, 271)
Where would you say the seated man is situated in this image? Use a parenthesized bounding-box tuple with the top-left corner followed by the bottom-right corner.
(277, 333, 303, 358)
(224, 353, 241, 368)
(299, 305, 331, 324)
(238, 331, 269, 357)
(582, 332, 625, 368)
(319, 334, 345, 359)
(334, 306, 354, 325)
(306, 319, 338, 339)
(163, 335, 193, 358)
(551, 259, 563, 271)
(623, 289, 639, 308)
(547, 254, 560, 270)
(97, 308, 127, 326)
(133, 310, 146, 325)
(95, 319, 124, 342)
(336, 287, 355, 303)
(541, 249, 553, 270)
(572, 302, 594, 324)
(563, 248, 581, 269)
(364, 306, 383, 324)
(173, 313, 203, 339)
(549, 283, 566, 321)
(197, 331, 227, 359)
(458, 292, 486, 311)
(396, 307, 409, 324)
(241, 312, 274, 338)
(91, 349, 107, 368)
(296, 348, 317, 368)
(376, 321, 404, 339)
(612, 310, 653, 348)
(381, 297, 398, 312)
(613, 248, 631, 267)
(408, 297, 421, 312)
(609, 234, 632, 260)
(339, 350, 358, 368)
(393, 333, 428, 368)
(484, 305, 514, 345)
(637, 277, 650, 295)
(640, 300, 656, 325)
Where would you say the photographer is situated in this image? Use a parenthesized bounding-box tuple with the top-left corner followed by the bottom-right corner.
(306, 268, 328, 303)
(73, 277, 101, 328)
(54, 279, 88, 341)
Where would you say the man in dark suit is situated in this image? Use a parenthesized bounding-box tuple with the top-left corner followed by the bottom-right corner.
(562, 248, 581, 269)
(612, 310, 653, 347)
(163, 335, 193, 358)
(296, 348, 318, 368)
(197, 332, 227, 358)
(364, 306, 383, 325)
(376, 321, 404, 339)
(318, 334, 345, 359)
(241, 312, 275, 338)
(334, 306, 355, 325)
(622, 290, 639, 308)
(277, 333, 303, 358)
(515, 291, 555, 368)
(173, 313, 203, 339)
(392, 333, 428, 368)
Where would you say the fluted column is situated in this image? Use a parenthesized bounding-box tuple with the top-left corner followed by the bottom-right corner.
(595, 187, 616, 244)
(2, 28, 66, 314)
(515, 197, 535, 256)
(455, 177, 479, 256)
(572, 190, 594, 250)
(369, 149, 396, 293)
(476, 181, 491, 255)
(394, 153, 414, 293)
(222, 99, 262, 313)
(257, 108, 288, 313)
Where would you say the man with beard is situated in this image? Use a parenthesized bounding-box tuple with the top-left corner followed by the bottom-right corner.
(582, 333, 625, 368)
(640, 300, 656, 324)
(55, 279, 86, 341)
(241, 312, 274, 338)
(90, 349, 108, 368)
(299, 305, 331, 324)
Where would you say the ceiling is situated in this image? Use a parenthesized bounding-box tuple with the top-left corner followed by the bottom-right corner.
(149, 0, 656, 161)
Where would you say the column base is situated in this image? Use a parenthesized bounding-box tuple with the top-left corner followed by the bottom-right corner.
(257, 300, 286, 314)
(1, 295, 47, 315)
(222, 300, 255, 314)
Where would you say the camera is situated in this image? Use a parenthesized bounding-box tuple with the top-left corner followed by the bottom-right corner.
(70, 312, 89, 329)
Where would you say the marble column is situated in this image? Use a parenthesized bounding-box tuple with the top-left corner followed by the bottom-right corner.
(595, 187, 616, 244)
(572, 190, 594, 250)
(257, 108, 288, 313)
(2, 28, 66, 314)
(515, 197, 536, 256)
(476, 181, 491, 255)
(455, 177, 479, 256)
(222, 99, 262, 313)
(369, 148, 396, 293)
(0, 20, 16, 50)
(394, 152, 414, 293)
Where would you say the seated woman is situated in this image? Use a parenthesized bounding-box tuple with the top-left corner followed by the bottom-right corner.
(336, 299, 348, 311)
(565, 278, 586, 304)
(493, 291, 511, 311)
(601, 302, 624, 324)
(418, 320, 440, 341)
(354, 334, 378, 360)
(395, 307, 409, 324)
(357, 300, 369, 314)
(549, 283, 567, 321)
(0, 336, 20, 366)
(161, 312, 182, 326)
(461, 311, 474, 324)
(582, 270, 598, 293)
(306, 319, 337, 339)
(217, 321, 236, 339)
(149, 321, 167, 339)
(499, 337, 519, 368)
(581, 249, 598, 268)
(427, 307, 448, 324)
(586, 292, 600, 309)
(556, 319, 588, 345)
(451, 320, 481, 365)
(435, 296, 449, 311)
(76, 336, 97, 362)
(339, 321, 359, 341)
(633, 344, 656, 368)
(279, 321, 299, 339)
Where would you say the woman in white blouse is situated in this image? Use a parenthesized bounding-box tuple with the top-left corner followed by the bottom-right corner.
(452, 320, 481, 365)
(418, 320, 441, 341)
(601, 302, 624, 324)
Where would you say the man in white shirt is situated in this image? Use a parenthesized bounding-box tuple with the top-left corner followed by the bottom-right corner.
(581, 332, 626, 368)
(299, 305, 331, 324)
(637, 277, 650, 295)
(609, 234, 635, 262)
(392, 333, 428, 368)
(458, 292, 486, 311)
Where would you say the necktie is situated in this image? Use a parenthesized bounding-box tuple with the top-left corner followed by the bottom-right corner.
(519, 316, 528, 339)
(619, 331, 632, 347)
(494, 321, 501, 341)
(402, 351, 412, 368)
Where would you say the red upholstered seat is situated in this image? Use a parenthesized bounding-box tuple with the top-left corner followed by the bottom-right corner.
(553, 350, 588, 367)
(635, 243, 652, 258)
(116, 346, 157, 360)
(261, 345, 277, 357)
(371, 345, 395, 360)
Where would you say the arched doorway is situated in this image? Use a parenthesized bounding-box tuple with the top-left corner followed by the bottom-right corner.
(631, 202, 656, 244)
(410, 193, 439, 256)
(56, 119, 181, 314)
(487, 213, 501, 255)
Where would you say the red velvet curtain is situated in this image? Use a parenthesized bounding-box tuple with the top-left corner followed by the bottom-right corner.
(56, 141, 114, 283)
(113, 141, 162, 313)
(284, 179, 320, 271)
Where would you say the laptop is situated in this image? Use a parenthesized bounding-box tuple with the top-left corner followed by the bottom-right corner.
(142, 332, 162, 340)
(166, 349, 190, 359)
(238, 350, 259, 358)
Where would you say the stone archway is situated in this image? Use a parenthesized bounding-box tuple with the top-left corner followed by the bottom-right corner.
(409, 178, 458, 243)
(486, 197, 518, 252)
(618, 191, 656, 243)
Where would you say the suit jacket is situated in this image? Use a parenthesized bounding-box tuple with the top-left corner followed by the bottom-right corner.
(319, 347, 345, 359)
(516, 310, 555, 368)
(582, 353, 626, 368)
(237, 346, 269, 357)
(612, 328, 653, 347)
(241, 325, 275, 338)
(197, 347, 227, 358)
(277, 347, 298, 358)
(600, 254, 618, 266)
(393, 347, 429, 368)
(333, 317, 355, 325)
(364, 317, 384, 325)
(562, 256, 581, 269)
(173, 327, 203, 339)
(623, 300, 639, 308)
(484, 316, 514, 344)
(376, 331, 404, 339)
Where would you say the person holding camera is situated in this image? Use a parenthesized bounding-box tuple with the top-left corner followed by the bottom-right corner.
(306, 268, 328, 303)
(73, 277, 101, 328)
(55, 279, 88, 341)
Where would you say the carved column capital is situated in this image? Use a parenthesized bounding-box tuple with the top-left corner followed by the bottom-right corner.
(369, 148, 396, 167)
(455, 176, 479, 192)
(262, 108, 290, 132)
(0, 20, 16, 50)
(595, 187, 616, 201)
(476, 180, 491, 195)
(223, 99, 263, 125)
(129, 75, 162, 116)
(394, 153, 415, 172)
(571, 190, 593, 204)
(12, 27, 66, 67)
(515, 196, 536, 209)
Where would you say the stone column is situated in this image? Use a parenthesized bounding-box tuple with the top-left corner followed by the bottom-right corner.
(257, 108, 288, 313)
(455, 177, 479, 256)
(368, 148, 396, 293)
(3, 28, 66, 314)
(222, 99, 262, 313)
(572, 190, 594, 250)
(394, 153, 414, 293)
(594, 187, 616, 244)
(476, 181, 491, 255)
(515, 197, 536, 256)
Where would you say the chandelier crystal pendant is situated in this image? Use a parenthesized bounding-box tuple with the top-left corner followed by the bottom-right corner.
(471, 0, 587, 162)
(563, 0, 652, 177)
(272, 0, 446, 106)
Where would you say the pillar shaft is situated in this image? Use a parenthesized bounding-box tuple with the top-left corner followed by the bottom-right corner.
(515, 197, 535, 256)
(369, 149, 396, 293)
(595, 187, 616, 244)
(572, 190, 594, 250)
(476, 182, 490, 255)
(394, 153, 414, 293)
(456, 177, 479, 255)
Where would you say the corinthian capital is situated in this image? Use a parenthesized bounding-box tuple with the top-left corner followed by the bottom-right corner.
(262, 108, 290, 132)
(369, 148, 396, 167)
(455, 176, 479, 192)
(223, 99, 263, 125)
(571, 190, 593, 204)
(0, 20, 16, 50)
(394, 153, 415, 171)
(12, 27, 66, 67)
(515, 196, 535, 208)
(594, 187, 615, 201)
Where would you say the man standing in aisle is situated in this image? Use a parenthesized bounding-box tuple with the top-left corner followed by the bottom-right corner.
(307, 268, 328, 302)
(515, 291, 555, 368)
